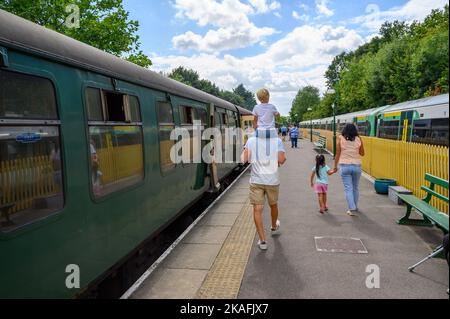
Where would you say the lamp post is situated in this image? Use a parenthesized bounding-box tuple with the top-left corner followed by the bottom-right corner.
(307, 107, 313, 142)
(326, 88, 337, 157)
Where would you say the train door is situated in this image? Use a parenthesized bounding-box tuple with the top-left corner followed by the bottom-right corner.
(400, 111, 414, 142)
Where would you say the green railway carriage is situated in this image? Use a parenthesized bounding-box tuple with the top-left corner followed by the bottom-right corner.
(0, 10, 251, 298)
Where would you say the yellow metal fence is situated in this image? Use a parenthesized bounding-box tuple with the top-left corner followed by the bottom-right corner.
(300, 128, 449, 214)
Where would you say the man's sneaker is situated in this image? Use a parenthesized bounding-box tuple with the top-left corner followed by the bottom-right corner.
(257, 240, 268, 250)
(271, 220, 281, 236)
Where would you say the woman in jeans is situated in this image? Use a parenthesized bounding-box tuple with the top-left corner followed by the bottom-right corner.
(333, 124, 365, 216)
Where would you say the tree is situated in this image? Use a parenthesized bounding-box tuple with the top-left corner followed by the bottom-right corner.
(0, 0, 152, 67)
(219, 91, 244, 106)
(233, 84, 257, 111)
(290, 86, 321, 123)
(379, 20, 411, 43)
(318, 5, 448, 117)
(168, 67, 246, 106)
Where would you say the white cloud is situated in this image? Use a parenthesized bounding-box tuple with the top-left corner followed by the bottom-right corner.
(248, 0, 281, 14)
(173, 0, 277, 52)
(350, 0, 448, 32)
(299, 3, 309, 11)
(153, 25, 363, 114)
(292, 10, 310, 21)
(274, 12, 282, 18)
(316, 0, 334, 17)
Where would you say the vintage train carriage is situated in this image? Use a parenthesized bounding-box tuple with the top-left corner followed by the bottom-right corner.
(0, 9, 249, 298)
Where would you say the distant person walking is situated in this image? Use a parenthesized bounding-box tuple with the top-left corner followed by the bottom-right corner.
(241, 130, 287, 251)
(280, 126, 288, 141)
(333, 124, 365, 216)
(290, 125, 299, 148)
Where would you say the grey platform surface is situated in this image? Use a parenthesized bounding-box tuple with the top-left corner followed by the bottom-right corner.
(238, 139, 449, 299)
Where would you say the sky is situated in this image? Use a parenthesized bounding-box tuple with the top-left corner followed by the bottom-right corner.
(122, 0, 448, 115)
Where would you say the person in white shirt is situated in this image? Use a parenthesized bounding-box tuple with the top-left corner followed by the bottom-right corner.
(241, 131, 287, 251)
(252, 88, 280, 133)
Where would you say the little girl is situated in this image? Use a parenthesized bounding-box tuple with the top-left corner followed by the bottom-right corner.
(310, 155, 336, 214)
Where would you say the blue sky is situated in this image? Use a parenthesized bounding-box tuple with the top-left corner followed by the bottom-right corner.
(122, 0, 447, 115)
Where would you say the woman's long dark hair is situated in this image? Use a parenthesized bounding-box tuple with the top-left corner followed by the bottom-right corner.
(316, 155, 325, 179)
(341, 123, 359, 141)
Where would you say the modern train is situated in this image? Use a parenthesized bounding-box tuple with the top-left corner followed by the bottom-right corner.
(300, 94, 449, 147)
(0, 10, 253, 298)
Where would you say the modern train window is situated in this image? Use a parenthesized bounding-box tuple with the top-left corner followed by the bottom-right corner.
(0, 70, 63, 232)
(378, 120, 399, 140)
(85, 88, 144, 198)
(357, 122, 371, 136)
(157, 101, 175, 173)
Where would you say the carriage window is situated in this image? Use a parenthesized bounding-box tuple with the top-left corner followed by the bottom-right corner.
(88, 126, 144, 197)
(128, 95, 141, 122)
(198, 109, 208, 125)
(0, 70, 63, 233)
(157, 102, 175, 172)
(378, 120, 399, 140)
(86, 87, 103, 121)
(85, 88, 143, 198)
(0, 70, 57, 119)
(180, 106, 197, 125)
(104, 92, 126, 122)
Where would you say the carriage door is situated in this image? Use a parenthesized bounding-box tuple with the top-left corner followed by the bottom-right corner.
(400, 111, 414, 142)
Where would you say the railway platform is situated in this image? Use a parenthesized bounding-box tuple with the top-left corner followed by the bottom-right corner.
(124, 139, 449, 299)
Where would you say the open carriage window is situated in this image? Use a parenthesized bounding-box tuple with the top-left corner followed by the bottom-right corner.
(85, 87, 144, 198)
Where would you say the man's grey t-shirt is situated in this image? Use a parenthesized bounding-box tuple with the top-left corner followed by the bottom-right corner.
(245, 136, 286, 186)
(252, 103, 278, 129)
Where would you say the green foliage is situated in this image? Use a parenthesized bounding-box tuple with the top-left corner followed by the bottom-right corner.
(233, 84, 257, 111)
(168, 67, 252, 107)
(0, 0, 152, 67)
(316, 5, 449, 119)
(290, 86, 321, 123)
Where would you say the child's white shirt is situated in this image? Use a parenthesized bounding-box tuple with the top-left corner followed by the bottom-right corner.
(252, 103, 278, 129)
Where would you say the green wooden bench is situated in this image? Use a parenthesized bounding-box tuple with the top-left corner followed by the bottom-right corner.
(313, 136, 327, 151)
(397, 174, 449, 233)
(396, 173, 449, 272)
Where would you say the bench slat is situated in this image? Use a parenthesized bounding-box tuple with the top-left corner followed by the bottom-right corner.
(425, 174, 449, 189)
(398, 194, 449, 231)
(421, 186, 449, 203)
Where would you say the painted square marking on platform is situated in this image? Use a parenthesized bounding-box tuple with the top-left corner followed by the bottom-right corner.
(314, 236, 368, 254)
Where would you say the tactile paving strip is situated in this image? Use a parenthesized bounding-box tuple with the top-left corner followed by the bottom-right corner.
(195, 199, 255, 299)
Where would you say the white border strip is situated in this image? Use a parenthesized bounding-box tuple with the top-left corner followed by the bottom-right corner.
(120, 165, 250, 299)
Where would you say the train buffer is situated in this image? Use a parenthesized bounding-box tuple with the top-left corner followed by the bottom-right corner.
(124, 139, 448, 299)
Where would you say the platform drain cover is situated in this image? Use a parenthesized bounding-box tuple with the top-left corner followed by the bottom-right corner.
(314, 236, 368, 254)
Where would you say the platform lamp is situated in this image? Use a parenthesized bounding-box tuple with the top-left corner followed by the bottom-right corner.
(307, 107, 313, 142)
(326, 88, 337, 157)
